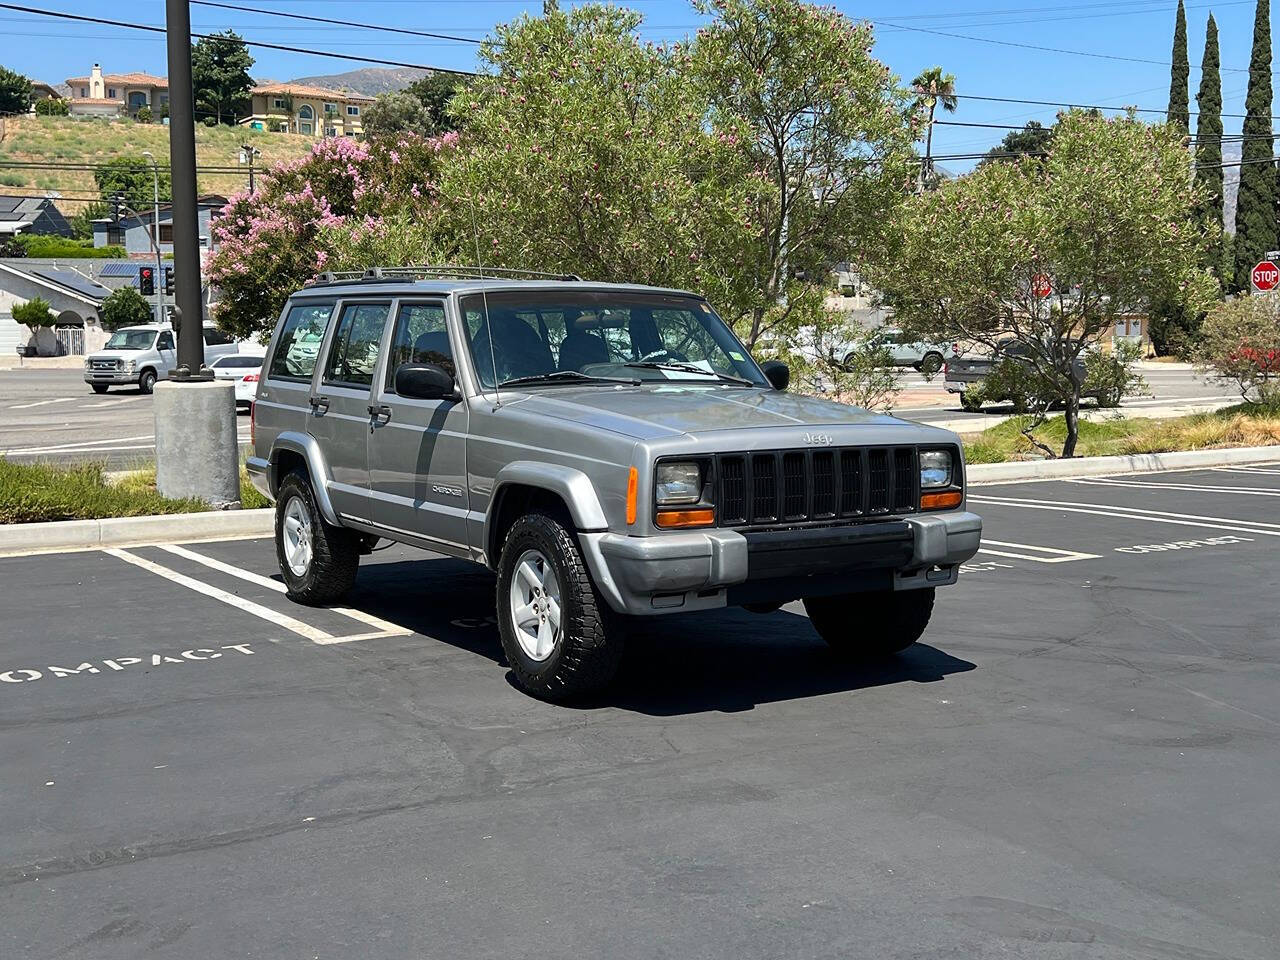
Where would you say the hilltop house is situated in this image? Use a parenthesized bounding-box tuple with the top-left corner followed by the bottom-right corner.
(92, 195, 228, 258)
(65, 64, 168, 117)
(239, 83, 372, 138)
(0, 196, 73, 237)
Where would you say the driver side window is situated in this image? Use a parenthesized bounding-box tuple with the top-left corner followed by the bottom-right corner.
(156, 331, 174, 351)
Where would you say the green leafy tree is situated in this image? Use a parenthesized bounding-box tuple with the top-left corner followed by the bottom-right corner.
(100, 286, 154, 331)
(911, 66, 957, 190)
(34, 97, 69, 116)
(1194, 15, 1224, 235)
(191, 29, 255, 125)
(11, 297, 54, 328)
(1232, 0, 1275, 291)
(689, 0, 918, 347)
(1197, 294, 1280, 402)
(404, 72, 467, 133)
(871, 111, 1217, 457)
(1167, 0, 1189, 132)
(980, 120, 1052, 164)
(94, 156, 172, 212)
(363, 91, 435, 140)
(0, 65, 32, 114)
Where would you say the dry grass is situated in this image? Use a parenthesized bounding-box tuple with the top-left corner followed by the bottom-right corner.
(0, 114, 316, 210)
(962, 402, 1280, 463)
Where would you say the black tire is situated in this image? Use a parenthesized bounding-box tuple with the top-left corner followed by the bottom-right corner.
(803, 587, 935, 658)
(90, 383, 109, 394)
(274, 471, 360, 605)
(960, 391, 982, 412)
(496, 511, 623, 701)
(138, 369, 157, 394)
(920, 352, 944, 375)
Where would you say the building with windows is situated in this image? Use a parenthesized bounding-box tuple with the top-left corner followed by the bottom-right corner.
(91, 195, 228, 258)
(239, 83, 371, 138)
(0, 196, 73, 237)
(64, 64, 168, 118)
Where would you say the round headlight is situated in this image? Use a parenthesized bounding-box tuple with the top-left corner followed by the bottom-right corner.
(920, 450, 953, 488)
(655, 461, 703, 505)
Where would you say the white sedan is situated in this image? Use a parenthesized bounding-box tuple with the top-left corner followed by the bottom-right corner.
(209, 354, 265, 411)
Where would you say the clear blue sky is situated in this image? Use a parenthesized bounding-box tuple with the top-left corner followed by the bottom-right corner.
(2, 1, 1274, 170)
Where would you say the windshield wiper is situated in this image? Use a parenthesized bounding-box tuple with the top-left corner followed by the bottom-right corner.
(499, 370, 641, 388)
(623, 361, 755, 386)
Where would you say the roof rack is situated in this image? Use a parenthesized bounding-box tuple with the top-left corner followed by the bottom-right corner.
(308, 265, 583, 286)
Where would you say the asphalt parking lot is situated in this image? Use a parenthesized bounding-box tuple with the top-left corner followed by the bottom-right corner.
(2, 467, 1279, 958)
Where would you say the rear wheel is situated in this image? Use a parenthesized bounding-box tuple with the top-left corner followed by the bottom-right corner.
(496, 512, 623, 701)
(90, 383, 109, 394)
(803, 588, 935, 658)
(275, 471, 360, 604)
(138, 369, 157, 394)
(920, 351, 944, 375)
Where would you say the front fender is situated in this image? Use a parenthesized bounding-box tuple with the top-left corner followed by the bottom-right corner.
(485, 461, 609, 561)
(271, 431, 339, 526)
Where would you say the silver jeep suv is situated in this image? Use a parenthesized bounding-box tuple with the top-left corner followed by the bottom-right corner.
(247, 267, 982, 700)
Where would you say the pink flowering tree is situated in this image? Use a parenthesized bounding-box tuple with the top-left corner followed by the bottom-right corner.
(207, 133, 458, 339)
(872, 111, 1218, 456)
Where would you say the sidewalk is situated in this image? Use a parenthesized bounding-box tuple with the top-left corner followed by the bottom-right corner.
(0, 356, 84, 371)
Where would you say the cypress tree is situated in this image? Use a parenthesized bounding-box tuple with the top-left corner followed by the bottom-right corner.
(1233, 0, 1276, 291)
(1195, 15, 1223, 234)
(1167, 0, 1190, 132)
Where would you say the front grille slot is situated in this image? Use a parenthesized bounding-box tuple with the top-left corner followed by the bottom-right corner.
(714, 445, 918, 529)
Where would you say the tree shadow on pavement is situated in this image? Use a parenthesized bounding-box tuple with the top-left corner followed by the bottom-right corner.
(340, 557, 977, 716)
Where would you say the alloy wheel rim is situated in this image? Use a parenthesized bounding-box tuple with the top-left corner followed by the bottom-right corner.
(509, 549, 562, 662)
(282, 496, 313, 577)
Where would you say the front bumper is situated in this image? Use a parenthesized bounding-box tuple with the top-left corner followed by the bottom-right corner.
(580, 510, 983, 616)
(84, 370, 136, 383)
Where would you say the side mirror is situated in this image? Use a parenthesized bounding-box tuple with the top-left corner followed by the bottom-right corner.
(395, 362, 456, 400)
(762, 360, 790, 391)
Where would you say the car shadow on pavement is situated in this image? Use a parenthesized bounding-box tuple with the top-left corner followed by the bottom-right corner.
(339, 558, 977, 715)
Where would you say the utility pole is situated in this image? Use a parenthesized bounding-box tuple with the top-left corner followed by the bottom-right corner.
(141, 150, 164, 325)
(154, 0, 240, 507)
(239, 143, 259, 194)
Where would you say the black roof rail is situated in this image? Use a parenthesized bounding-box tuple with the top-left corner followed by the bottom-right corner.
(307, 264, 584, 287)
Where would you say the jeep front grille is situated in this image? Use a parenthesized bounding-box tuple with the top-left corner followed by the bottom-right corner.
(714, 446, 919, 528)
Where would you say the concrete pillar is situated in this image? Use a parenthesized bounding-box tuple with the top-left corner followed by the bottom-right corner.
(154, 380, 240, 507)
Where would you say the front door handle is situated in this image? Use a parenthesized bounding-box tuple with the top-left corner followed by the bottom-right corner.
(309, 394, 330, 414)
(367, 403, 392, 430)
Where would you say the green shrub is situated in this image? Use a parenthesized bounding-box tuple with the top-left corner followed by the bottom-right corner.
(0, 173, 23, 186)
(100, 286, 153, 331)
(11, 296, 54, 327)
(134, 105, 153, 124)
(34, 97, 69, 116)
(14, 234, 127, 258)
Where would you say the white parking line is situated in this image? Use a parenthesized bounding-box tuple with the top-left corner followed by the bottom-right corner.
(8, 397, 78, 410)
(1210, 466, 1280, 477)
(970, 494, 1280, 538)
(976, 539, 1101, 563)
(156, 544, 412, 640)
(105, 547, 337, 643)
(78, 398, 144, 408)
(1066, 477, 1280, 496)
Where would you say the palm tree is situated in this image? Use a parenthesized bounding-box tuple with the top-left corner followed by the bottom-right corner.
(912, 66, 957, 191)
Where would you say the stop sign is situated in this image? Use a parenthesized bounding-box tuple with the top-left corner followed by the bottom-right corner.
(1031, 274, 1052, 297)
(1252, 260, 1279, 292)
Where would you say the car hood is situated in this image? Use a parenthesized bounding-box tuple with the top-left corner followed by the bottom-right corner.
(507, 385, 920, 440)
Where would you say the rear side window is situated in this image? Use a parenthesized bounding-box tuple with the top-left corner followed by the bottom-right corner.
(386, 302, 452, 388)
(323, 302, 390, 388)
(203, 327, 235, 346)
(268, 302, 335, 382)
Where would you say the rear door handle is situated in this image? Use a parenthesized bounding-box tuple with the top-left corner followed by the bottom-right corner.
(367, 403, 392, 429)
(309, 394, 330, 414)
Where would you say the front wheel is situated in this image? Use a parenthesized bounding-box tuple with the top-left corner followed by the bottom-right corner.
(919, 352, 944, 375)
(804, 587, 935, 658)
(275, 471, 360, 604)
(138, 369, 157, 394)
(496, 512, 623, 701)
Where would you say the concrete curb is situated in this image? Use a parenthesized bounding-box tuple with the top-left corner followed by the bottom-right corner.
(0, 508, 274, 557)
(969, 444, 1280, 484)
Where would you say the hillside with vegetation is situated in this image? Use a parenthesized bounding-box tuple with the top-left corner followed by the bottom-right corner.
(0, 115, 316, 210)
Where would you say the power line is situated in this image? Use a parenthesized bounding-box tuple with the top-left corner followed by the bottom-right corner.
(952, 93, 1280, 124)
(190, 0, 484, 45)
(0, 3, 479, 76)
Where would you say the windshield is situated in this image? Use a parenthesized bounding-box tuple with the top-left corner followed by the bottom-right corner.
(459, 291, 768, 389)
(103, 330, 156, 351)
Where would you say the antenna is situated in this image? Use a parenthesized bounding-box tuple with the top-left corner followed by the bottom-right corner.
(469, 194, 500, 409)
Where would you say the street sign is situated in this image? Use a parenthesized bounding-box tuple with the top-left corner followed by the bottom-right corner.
(1266, 250, 1280, 261)
(1251, 260, 1279, 292)
(1031, 274, 1052, 297)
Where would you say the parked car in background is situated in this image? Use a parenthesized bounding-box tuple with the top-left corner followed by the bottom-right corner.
(840, 329, 952, 374)
(944, 339, 1108, 411)
(209, 353, 265, 411)
(83, 324, 242, 395)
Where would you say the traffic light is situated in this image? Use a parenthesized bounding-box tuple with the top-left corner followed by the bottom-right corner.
(139, 266, 155, 296)
(163, 265, 174, 296)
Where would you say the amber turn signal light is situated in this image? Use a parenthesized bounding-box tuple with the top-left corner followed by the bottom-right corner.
(920, 490, 963, 510)
(626, 467, 638, 525)
(655, 508, 715, 528)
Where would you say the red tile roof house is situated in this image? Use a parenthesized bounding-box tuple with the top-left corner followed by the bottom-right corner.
(64, 64, 169, 118)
